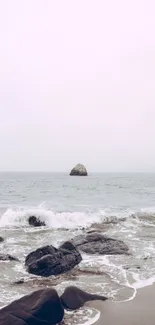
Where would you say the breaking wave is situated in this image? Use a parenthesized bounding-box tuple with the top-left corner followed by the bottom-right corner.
(0, 205, 155, 229)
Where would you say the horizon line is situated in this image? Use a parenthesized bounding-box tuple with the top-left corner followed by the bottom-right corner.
(0, 170, 155, 173)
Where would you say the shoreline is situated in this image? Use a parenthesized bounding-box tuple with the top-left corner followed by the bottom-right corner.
(86, 283, 155, 325)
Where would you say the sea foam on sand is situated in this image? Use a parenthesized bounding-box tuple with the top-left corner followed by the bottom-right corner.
(87, 283, 155, 325)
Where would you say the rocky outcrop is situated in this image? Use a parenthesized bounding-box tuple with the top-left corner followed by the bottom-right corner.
(71, 232, 129, 255)
(70, 163, 88, 176)
(0, 286, 108, 324)
(0, 288, 64, 325)
(60, 285, 108, 310)
(25, 241, 82, 277)
(0, 254, 19, 262)
(28, 216, 46, 227)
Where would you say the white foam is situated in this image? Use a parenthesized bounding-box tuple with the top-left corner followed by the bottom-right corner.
(77, 308, 100, 325)
(132, 273, 155, 289)
(65, 307, 100, 325)
(0, 207, 103, 229)
(1, 205, 155, 230)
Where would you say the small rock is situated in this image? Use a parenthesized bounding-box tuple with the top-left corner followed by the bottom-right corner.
(123, 265, 140, 270)
(0, 254, 19, 262)
(60, 286, 108, 310)
(0, 237, 4, 242)
(28, 216, 46, 227)
(13, 278, 25, 285)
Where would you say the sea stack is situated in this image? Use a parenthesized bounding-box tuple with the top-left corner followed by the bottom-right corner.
(70, 164, 88, 176)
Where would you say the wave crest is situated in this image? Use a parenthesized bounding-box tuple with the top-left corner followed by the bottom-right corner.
(0, 207, 102, 229)
(0, 206, 155, 229)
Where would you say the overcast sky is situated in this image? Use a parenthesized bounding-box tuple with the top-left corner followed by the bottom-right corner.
(0, 0, 155, 172)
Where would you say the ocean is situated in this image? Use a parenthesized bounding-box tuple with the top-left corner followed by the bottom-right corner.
(0, 172, 155, 324)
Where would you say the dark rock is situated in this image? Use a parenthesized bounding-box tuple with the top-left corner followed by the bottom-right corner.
(28, 216, 46, 227)
(70, 163, 88, 176)
(60, 285, 108, 310)
(0, 285, 108, 324)
(12, 278, 56, 287)
(25, 241, 82, 277)
(0, 237, 4, 243)
(0, 288, 64, 325)
(13, 278, 25, 285)
(71, 232, 129, 255)
(86, 229, 102, 234)
(25, 245, 57, 266)
(0, 254, 19, 262)
(12, 271, 79, 288)
(59, 240, 78, 252)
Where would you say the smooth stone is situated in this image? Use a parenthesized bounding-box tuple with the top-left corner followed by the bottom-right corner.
(0, 288, 64, 324)
(60, 285, 108, 310)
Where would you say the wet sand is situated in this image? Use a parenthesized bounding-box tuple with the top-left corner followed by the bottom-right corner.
(87, 284, 155, 325)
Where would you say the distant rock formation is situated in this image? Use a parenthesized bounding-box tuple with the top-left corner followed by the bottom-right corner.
(70, 164, 88, 176)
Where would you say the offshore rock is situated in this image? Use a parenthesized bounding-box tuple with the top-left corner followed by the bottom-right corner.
(70, 163, 88, 176)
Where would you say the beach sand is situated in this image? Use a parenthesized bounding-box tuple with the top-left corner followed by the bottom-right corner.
(87, 284, 155, 325)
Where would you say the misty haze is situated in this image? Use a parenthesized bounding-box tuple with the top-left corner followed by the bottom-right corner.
(0, 2, 155, 325)
(0, 1, 155, 172)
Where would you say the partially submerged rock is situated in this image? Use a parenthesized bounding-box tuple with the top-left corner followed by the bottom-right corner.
(0, 286, 108, 324)
(0, 288, 64, 325)
(12, 277, 59, 287)
(13, 278, 25, 285)
(28, 216, 46, 227)
(70, 163, 88, 176)
(0, 237, 4, 243)
(60, 285, 108, 310)
(71, 232, 129, 255)
(25, 241, 82, 277)
(0, 254, 19, 262)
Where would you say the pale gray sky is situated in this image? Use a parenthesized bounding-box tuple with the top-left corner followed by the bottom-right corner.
(0, 0, 155, 172)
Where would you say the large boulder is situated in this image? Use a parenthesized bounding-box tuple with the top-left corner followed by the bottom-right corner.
(0, 288, 64, 325)
(28, 216, 46, 227)
(0, 286, 108, 325)
(25, 241, 82, 277)
(71, 232, 129, 255)
(70, 163, 88, 176)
